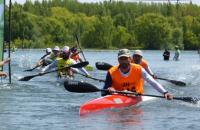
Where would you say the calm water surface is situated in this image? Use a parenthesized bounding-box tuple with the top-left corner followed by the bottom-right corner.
(0, 49, 200, 130)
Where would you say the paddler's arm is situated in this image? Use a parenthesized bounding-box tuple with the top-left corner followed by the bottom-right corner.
(101, 72, 112, 96)
(78, 56, 83, 63)
(142, 68, 173, 100)
(0, 71, 7, 78)
(145, 65, 157, 78)
(41, 60, 58, 73)
(0, 58, 10, 66)
(39, 54, 48, 60)
(78, 67, 90, 76)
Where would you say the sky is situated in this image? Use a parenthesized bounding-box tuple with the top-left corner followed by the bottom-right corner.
(5, 0, 200, 5)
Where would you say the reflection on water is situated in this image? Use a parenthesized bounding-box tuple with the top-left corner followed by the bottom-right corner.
(79, 106, 144, 130)
(105, 107, 143, 125)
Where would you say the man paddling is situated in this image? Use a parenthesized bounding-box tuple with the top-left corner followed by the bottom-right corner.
(70, 45, 82, 62)
(33, 48, 52, 69)
(131, 50, 156, 78)
(102, 49, 173, 100)
(70, 46, 90, 76)
(57, 47, 77, 78)
(49, 46, 61, 61)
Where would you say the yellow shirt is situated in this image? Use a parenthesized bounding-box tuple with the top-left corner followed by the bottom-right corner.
(57, 58, 74, 76)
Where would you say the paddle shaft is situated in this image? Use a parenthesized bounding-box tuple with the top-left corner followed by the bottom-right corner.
(20, 66, 72, 81)
(156, 77, 182, 82)
(76, 72, 105, 82)
(19, 62, 89, 81)
(33, 65, 77, 76)
(108, 90, 184, 101)
(75, 35, 86, 61)
(24, 54, 50, 71)
(156, 77, 186, 86)
(24, 65, 40, 71)
(96, 62, 186, 86)
(103, 89, 197, 103)
(64, 80, 198, 104)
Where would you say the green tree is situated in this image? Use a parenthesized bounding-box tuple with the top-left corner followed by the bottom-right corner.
(82, 16, 114, 49)
(134, 13, 171, 49)
(170, 28, 183, 49)
(112, 25, 131, 48)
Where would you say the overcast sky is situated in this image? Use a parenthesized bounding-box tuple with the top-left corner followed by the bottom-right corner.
(5, 0, 200, 5)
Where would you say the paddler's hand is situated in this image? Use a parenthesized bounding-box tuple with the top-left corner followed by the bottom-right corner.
(39, 72, 44, 76)
(107, 87, 116, 93)
(164, 92, 173, 100)
(152, 74, 157, 79)
(86, 74, 92, 78)
(3, 58, 10, 65)
(0, 72, 8, 78)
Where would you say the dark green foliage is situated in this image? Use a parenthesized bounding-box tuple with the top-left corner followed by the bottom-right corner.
(5, 0, 200, 50)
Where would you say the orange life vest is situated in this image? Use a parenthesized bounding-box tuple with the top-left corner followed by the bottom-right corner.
(140, 59, 148, 70)
(132, 59, 148, 70)
(109, 64, 144, 94)
(132, 59, 148, 88)
(71, 53, 80, 62)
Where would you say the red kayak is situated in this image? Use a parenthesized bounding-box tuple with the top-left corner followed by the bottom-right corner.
(80, 94, 154, 116)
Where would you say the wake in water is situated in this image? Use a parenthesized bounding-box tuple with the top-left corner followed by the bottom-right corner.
(18, 55, 33, 68)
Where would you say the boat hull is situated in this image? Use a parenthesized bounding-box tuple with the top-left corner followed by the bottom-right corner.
(80, 94, 143, 116)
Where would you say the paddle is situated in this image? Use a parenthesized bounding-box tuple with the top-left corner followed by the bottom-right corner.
(24, 65, 40, 72)
(95, 62, 113, 71)
(24, 53, 49, 72)
(75, 72, 105, 82)
(64, 80, 199, 104)
(156, 77, 186, 86)
(19, 61, 89, 81)
(95, 62, 186, 86)
(75, 34, 86, 61)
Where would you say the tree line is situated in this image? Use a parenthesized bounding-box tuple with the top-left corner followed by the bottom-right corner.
(4, 0, 200, 50)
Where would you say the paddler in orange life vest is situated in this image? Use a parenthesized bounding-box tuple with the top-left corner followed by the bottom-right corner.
(132, 50, 157, 79)
(70, 45, 82, 62)
(102, 49, 173, 100)
(70, 46, 90, 76)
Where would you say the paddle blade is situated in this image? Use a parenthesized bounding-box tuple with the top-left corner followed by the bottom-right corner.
(95, 62, 113, 70)
(64, 80, 101, 93)
(72, 61, 89, 68)
(156, 77, 186, 86)
(169, 80, 186, 86)
(23, 66, 39, 72)
(24, 68, 35, 72)
(174, 97, 200, 104)
(19, 75, 36, 81)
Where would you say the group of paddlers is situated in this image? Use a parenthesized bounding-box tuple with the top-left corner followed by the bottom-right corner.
(30, 45, 90, 79)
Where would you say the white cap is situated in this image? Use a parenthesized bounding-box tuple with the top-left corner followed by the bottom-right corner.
(46, 48, 52, 53)
(133, 50, 143, 57)
(53, 46, 60, 51)
(62, 46, 70, 52)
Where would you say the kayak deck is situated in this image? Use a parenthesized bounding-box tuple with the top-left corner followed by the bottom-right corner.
(80, 94, 145, 116)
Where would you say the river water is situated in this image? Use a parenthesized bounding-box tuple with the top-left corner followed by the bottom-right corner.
(0, 49, 200, 130)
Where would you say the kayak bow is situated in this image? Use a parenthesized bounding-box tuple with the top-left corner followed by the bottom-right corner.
(79, 94, 154, 116)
